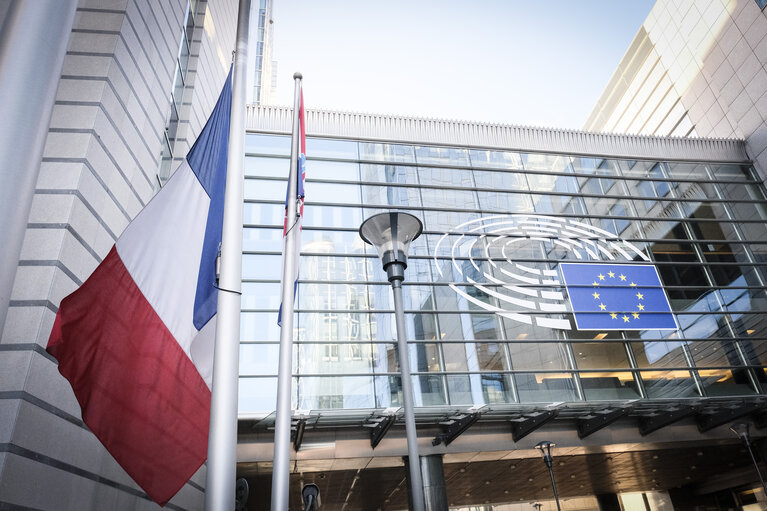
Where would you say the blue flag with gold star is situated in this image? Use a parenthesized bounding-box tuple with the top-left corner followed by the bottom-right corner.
(561, 263, 677, 330)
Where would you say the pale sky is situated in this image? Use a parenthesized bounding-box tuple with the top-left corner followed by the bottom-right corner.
(269, 0, 656, 129)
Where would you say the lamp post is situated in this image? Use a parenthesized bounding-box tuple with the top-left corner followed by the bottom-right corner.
(535, 441, 562, 511)
(360, 212, 425, 511)
(731, 422, 767, 495)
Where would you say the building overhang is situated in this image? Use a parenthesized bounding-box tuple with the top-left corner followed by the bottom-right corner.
(246, 105, 749, 163)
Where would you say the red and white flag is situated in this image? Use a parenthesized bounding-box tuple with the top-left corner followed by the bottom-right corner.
(47, 71, 233, 506)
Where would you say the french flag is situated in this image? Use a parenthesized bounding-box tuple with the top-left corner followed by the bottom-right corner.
(277, 90, 306, 326)
(46, 71, 232, 505)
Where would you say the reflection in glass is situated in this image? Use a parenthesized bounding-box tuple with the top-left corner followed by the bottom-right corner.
(515, 372, 576, 402)
(359, 142, 415, 163)
(305, 138, 359, 160)
(297, 376, 374, 409)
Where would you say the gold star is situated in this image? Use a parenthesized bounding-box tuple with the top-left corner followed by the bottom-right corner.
(610, 313, 618, 319)
(598, 274, 605, 281)
(608, 271, 615, 278)
(630, 282, 637, 287)
(592, 281, 599, 286)
(622, 315, 630, 322)
(636, 292, 644, 300)
(599, 303, 606, 311)
(619, 274, 627, 281)
(637, 304, 645, 311)
(632, 312, 640, 319)
(592, 291, 600, 299)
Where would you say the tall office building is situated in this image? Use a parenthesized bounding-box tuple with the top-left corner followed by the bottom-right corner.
(585, 0, 767, 180)
(0, 1, 237, 509)
(237, 106, 767, 510)
(247, 0, 276, 104)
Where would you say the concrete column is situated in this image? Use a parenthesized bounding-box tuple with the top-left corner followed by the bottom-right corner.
(596, 493, 622, 511)
(405, 455, 448, 511)
(0, 0, 77, 335)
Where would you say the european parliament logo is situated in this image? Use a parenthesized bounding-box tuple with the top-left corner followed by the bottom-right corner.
(560, 263, 677, 330)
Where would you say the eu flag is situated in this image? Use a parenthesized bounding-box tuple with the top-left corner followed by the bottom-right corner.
(561, 263, 677, 330)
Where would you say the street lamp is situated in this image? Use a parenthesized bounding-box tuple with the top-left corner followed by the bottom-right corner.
(360, 212, 425, 511)
(535, 441, 562, 511)
(730, 422, 767, 495)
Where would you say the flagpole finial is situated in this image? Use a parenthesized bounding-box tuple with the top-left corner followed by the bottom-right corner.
(293, 72, 302, 80)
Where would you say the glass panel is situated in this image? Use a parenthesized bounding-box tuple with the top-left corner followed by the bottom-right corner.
(297, 344, 373, 373)
(299, 255, 367, 281)
(413, 374, 446, 405)
(361, 184, 421, 207)
(243, 227, 282, 252)
(307, 160, 359, 181)
(375, 375, 402, 407)
(446, 375, 474, 404)
(245, 156, 288, 178)
(244, 178, 286, 201)
(580, 372, 641, 400)
(240, 344, 280, 375)
(526, 173, 579, 194)
(640, 370, 700, 398)
(242, 282, 281, 309)
(521, 154, 571, 172)
(508, 343, 571, 370)
(515, 372, 576, 402)
(297, 282, 369, 310)
(572, 342, 630, 369)
(239, 377, 278, 412)
(244, 202, 282, 225)
(481, 373, 514, 404)
(305, 138, 358, 160)
(243, 254, 281, 279)
(245, 133, 291, 156)
(309, 182, 361, 204)
(359, 142, 415, 162)
(303, 205, 363, 228)
(665, 162, 708, 180)
(437, 313, 503, 341)
(698, 369, 756, 396)
(415, 146, 470, 166)
(631, 338, 688, 368)
(301, 229, 366, 254)
(469, 149, 523, 170)
(473, 170, 527, 191)
(707, 163, 754, 181)
(241, 312, 280, 341)
(297, 376, 374, 409)
(360, 164, 419, 184)
(689, 341, 744, 366)
(477, 191, 534, 213)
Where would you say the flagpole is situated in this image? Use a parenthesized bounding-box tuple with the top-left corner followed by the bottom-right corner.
(271, 72, 303, 511)
(204, 0, 249, 509)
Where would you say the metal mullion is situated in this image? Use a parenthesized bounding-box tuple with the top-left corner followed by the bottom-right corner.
(705, 167, 766, 393)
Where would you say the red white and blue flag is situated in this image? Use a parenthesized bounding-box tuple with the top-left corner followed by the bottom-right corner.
(277, 90, 306, 326)
(47, 70, 233, 506)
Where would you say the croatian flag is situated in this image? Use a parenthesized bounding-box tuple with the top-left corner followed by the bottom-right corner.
(46, 71, 232, 505)
(277, 90, 306, 326)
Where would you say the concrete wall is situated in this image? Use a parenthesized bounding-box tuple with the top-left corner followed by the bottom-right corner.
(585, 0, 767, 180)
(0, 0, 235, 509)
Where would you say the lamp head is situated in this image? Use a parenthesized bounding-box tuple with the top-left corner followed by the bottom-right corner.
(359, 212, 423, 282)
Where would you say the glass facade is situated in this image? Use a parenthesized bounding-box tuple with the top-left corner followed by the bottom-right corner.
(239, 133, 767, 414)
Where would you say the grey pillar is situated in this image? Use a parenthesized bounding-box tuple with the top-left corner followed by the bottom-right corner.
(0, 0, 78, 336)
(406, 455, 448, 511)
(596, 493, 622, 511)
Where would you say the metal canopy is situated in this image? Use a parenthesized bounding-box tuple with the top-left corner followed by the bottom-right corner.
(577, 407, 630, 439)
(637, 405, 699, 436)
(510, 409, 560, 442)
(432, 411, 481, 447)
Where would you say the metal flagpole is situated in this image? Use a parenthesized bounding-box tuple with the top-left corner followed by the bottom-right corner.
(204, 0, 250, 509)
(271, 72, 303, 511)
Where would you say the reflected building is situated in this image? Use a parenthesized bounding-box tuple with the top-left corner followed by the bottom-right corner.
(238, 106, 767, 510)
